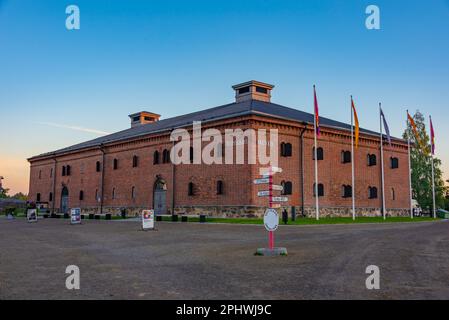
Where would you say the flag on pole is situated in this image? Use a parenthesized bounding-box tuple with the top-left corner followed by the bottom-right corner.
(380, 107, 391, 145)
(351, 96, 360, 148)
(430, 116, 435, 155)
(407, 111, 424, 150)
(314, 85, 320, 137)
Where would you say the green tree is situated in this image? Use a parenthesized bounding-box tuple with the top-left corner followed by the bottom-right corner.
(12, 192, 28, 201)
(403, 110, 445, 212)
(0, 187, 9, 199)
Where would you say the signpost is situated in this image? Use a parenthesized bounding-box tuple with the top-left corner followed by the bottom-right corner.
(27, 209, 38, 223)
(254, 166, 288, 256)
(70, 208, 82, 225)
(142, 209, 155, 231)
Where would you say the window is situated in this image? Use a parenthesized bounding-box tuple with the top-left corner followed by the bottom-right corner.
(341, 151, 351, 164)
(96, 161, 101, 172)
(113, 159, 118, 170)
(62, 166, 66, 176)
(79, 190, 84, 201)
(342, 185, 352, 198)
(390, 157, 399, 169)
(132, 155, 139, 168)
(39, 170, 42, 179)
(36, 193, 41, 202)
(189, 147, 194, 163)
(391, 188, 396, 201)
(112, 188, 116, 199)
(216, 180, 224, 195)
(133, 116, 140, 122)
(188, 182, 195, 196)
(367, 154, 377, 166)
(162, 149, 170, 164)
(281, 181, 292, 195)
(66, 165, 71, 176)
(280, 142, 292, 157)
(238, 86, 250, 94)
(313, 147, 324, 160)
(131, 186, 136, 199)
(256, 86, 268, 94)
(369, 187, 378, 199)
(153, 150, 160, 165)
(49, 192, 53, 202)
(313, 183, 324, 197)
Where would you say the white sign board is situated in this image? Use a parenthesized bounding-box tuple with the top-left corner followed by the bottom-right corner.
(70, 208, 81, 225)
(142, 209, 155, 230)
(257, 190, 270, 197)
(272, 196, 288, 202)
(253, 178, 270, 185)
(264, 208, 279, 231)
(27, 209, 38, 223)
(271, 185, 284, 191)
(260, 167, 283, 175)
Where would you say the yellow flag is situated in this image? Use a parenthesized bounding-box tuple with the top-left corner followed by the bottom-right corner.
(351, 98, 360, 148)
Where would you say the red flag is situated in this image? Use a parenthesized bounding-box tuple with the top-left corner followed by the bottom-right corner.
(430, 116, 435, 155)
(314, 85, 320, 136)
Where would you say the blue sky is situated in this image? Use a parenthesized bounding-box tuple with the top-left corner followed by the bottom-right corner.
(1, 0, 448, 194)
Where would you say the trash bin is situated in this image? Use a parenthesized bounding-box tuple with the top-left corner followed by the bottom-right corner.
(120, 208, 127, 219)
(171, 214, 178, 222)
(282, 209, 288, 224)
(199, 215, 206, 223)
(89, 214, 94, 220)
(181, 216, 188, 222)
(291, 206, 296, 222)
(105, 213, 112, 220)
(156, 215, 162, 222)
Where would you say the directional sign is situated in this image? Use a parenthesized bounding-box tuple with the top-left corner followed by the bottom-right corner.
(271, 185, 283, 191)
(260, 166, 283, 175)
(253, 178, 270, 184)
(264, 208, 279, 231)
(271, 196, 288, 202)
(257, 191, 270, 197)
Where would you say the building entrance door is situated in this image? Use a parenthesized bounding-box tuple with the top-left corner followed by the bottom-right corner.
(153, 178, 167, 215)
(61, 187, 69, 213)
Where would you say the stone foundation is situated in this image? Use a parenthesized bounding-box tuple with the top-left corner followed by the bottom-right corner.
(65, 205, 410, 218)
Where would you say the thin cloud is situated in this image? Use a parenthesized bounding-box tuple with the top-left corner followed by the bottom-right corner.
(36, 122, 111, 136)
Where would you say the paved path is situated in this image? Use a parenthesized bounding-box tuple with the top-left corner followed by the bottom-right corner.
(0, 218, 448, 299)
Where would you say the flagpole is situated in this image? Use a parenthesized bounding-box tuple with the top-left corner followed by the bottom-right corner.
(407, 110, 413, 219)
(313, 85, 319, 221)
(430, 116, 436, 219)
(379, 103, 386, 220)
(351, 96, 355, 220)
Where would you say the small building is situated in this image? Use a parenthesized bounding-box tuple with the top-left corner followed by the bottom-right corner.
(27, 80, 410, 217)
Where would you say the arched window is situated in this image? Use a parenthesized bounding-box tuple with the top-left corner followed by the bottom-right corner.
(391, 188, 396, 200)
(188, 182, 195, 196)
(313, 147, 324, 160)
(313, 183, 324, 197)
(390, 157, 399, 169)
(36, 193, 41, 202)
(341, 151, 351, 163)
(131, 186, 136, 199)
(280, 142, 292, 157)
(49, 192, 53, 202)
(112, 188, 116, 200)
(96, 161, 101, 172)
(216, 180, 224, 195)
(132, 155, 139, 168)
(153, 150, 160, 165)
(342, 185, 352, 198)
(66, 165, 71, 176)
(281, 181, 293, 195)
(368, 187, 376, 199)
(189, 147, 194, 163)
(50, 168, 53, 178)
(79, 190, 84, 201)
(367, 154, 377, 166)
(62, 166, 66, 176)
(162, 149, 170, 164)
(113, 159, 118, 170)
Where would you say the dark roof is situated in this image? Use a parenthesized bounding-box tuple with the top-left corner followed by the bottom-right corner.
(30, 99, 402, 160)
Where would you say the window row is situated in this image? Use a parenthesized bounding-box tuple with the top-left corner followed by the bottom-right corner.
(312, 185, 395, 200)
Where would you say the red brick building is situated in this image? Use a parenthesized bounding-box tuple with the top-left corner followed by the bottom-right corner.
(28, 81, 411, 217)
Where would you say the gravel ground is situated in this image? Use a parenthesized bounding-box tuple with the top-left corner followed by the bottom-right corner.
(0, 217, 448, 300)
